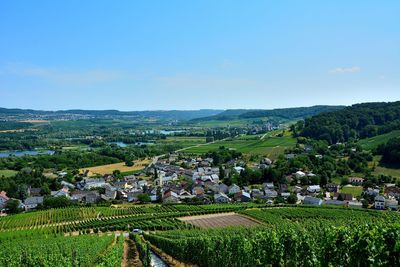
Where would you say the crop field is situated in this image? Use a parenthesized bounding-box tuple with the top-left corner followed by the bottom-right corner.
(79, 159, 151, 176)
(358, 130, 400, 151)
(178, 212, 261, 229)
(0, 169, 17, 178)
(183, 136, 296, 159)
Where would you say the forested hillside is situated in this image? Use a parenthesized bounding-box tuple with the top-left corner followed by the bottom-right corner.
(296, 102, 400, 144)
(190, 105, 344, 122)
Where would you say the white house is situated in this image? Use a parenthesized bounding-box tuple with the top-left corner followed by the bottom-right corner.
(374, 196, 385, 210)
(307, 185, 321, 193)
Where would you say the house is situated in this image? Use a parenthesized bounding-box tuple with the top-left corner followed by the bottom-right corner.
(326, 184, 338, 193)
(234, 191, 251, 202)
(374, 196, 386, 210)
(126, 190, 143, 202)
(251, 189, 264, 199)
(101, 184, 117, 201)
(85, 191, 100, 204)
(0, 191, 10, 209)
(192, 186, 205, 196)
(28, 187, 42, 197)
(163, 190, 180, 203)
(233, 166, 245, 173)
(61, 181, 75, 189)
(263, 182, 274, 190)
(51, 187, 70, 198)
(113, 181, 129, 190)
(82, 178, 106, 190)
(280, 192, 291, 199)
(179, 190, 194, 200)
(218, 183, 229, 194)
(228, 184, 241, 195)
(348, 177, 364, 185)
(386, 198, 398, 211)
(214, 192, 231, 203)
(295, 171, 306, 178)
(334, 193, 353, 201)
(264, 189, 278, 199)
(24, 196, 44, 210)
(307, 185, 321, 193)
(303, 196, 322, 205)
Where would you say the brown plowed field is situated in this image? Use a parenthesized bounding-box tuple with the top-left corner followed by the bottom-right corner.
(178, 212, 261, 229)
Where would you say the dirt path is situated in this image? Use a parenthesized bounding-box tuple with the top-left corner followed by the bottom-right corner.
(122, 239, 137, 267)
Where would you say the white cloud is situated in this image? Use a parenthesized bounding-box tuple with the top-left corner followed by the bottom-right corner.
(329, 66, 361, 74)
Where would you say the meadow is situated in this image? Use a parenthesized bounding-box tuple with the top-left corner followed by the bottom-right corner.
(0, 169, 17, 178)
(79, 159, 151, 176)
(358, 130, 400, 151)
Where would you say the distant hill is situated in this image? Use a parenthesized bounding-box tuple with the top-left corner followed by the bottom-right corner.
(0, 108, 224, 121)
(190, 105, 345, 122)
(298, 101, 400, 144)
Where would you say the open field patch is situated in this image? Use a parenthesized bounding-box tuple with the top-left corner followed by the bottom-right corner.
(79, 159, 151, 176)
(183, 136, 295, 159)
(0, 169, 18, 178)
(178, 212, 261, 229)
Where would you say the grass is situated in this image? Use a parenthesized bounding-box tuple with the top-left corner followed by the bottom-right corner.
(183, 134, 296, 159)
(369, 156, 400, 178)
(358, 130, 400, 151)
(0, 169, 18, 178)
(340, 186, 363, 197)
(79, 159, 151, 176)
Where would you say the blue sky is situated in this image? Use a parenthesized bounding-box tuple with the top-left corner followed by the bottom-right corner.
(0, 0, 399, 110)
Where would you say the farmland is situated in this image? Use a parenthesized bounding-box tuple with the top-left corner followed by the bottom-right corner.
(183, 134, 296, 159)
(79, 159, 151, 176)
(178, 212, 261, 229)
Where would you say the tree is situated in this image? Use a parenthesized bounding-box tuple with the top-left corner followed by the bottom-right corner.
(137, 193, 151, 203)
(287, 194, 298, 204)
(125, 160, 134, 167)
(5, 199, 22, 214)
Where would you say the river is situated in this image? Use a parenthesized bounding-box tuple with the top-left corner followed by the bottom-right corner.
(0, 150, 55, 158)
(150, 251, 169, 267)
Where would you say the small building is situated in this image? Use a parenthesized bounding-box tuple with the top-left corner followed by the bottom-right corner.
(27, 187, 42, 197)
(374, 196, 386, 210)
(307, 185, 321, 193)
(228, 184, 241, 195)
(348, 177, 364, 185)
(0, 191, 10, 209)
(24, 196, 44, 210)
(335, 193, 353, 201)
(386, 198, 398, 211)
(326, 184, 338, 193)
(234, 191, 251, 202)
(303, 196, 322, 205)
(264, 189, 278, 199)
(214, 193, 231, 203)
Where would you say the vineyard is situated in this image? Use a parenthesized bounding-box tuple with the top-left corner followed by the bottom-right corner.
(144, 207, 400, 266)
(1, 205, 400, 266)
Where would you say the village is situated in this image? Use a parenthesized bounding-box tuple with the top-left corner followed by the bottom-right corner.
(1, 151, 399, 215)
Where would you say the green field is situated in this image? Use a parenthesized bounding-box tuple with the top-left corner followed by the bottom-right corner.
(340, 186, 363, 197)
(159, 136, 206, 148)
(0, 169, 17, 178)
(183, 135, 296, 159)
(358, 130, 400, 151)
